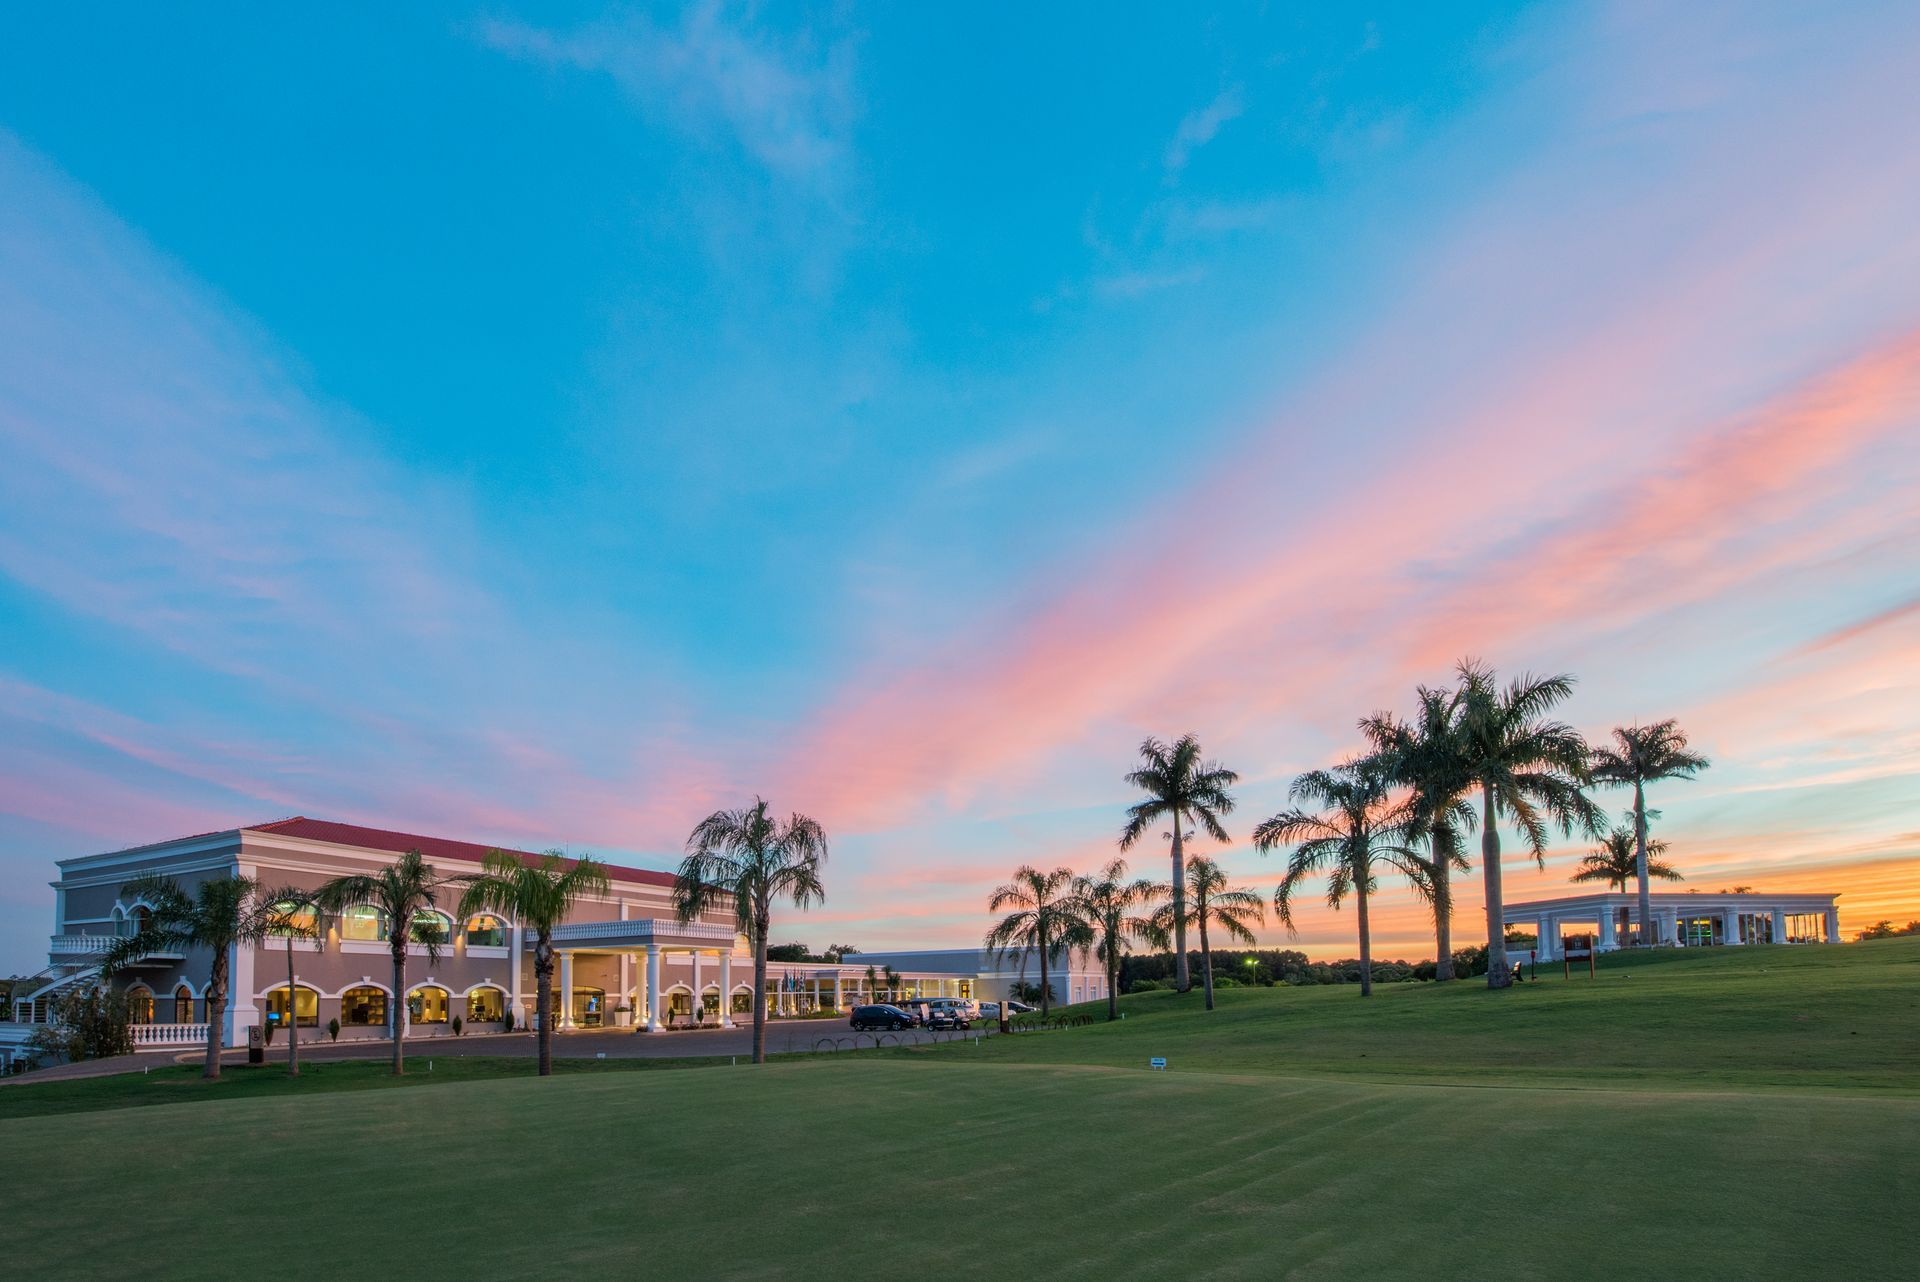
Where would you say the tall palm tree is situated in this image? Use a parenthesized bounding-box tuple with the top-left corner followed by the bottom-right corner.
(313, 848, 453, 1076)
(264, 893, 322, 1078)
(1454, 660, 1606, 989)
(456, 849, 610, 1077)
(675, 798, 828, 1065)
(1149, 855, 1265, 1010)
(1362, 685, 1478, 980)
(1572, 824, 1682, 893)
(1120, 734, 1239, 994)
(99, 873, 308, 1080)
(984, 865, 1092, 1018)
(1071, 859, 1162, 1021)
(1255, 759, 1419, 998)
(1591, 719, 1710, 947)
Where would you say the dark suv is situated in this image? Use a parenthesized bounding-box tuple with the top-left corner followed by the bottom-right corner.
(849, 1004, 916, 1031)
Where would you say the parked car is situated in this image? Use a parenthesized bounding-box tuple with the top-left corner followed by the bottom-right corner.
(849, 1004, 916, 1032)
(913, 997, 978, 1020)
(1006, 1000, 1038, 1015)
(922, 1007, 971, 1030)
(976, 1001, 1000, 1020)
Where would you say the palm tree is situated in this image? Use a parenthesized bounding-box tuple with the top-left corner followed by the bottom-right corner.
(1454, 660, 1607, 988)
(1255, 759, 1419, 998)
(675, 798, 828, 1064)
(1591, 719, 1710, 947)
(99, 873, 307, 1080)
(984, 865, 1092, 1018)
(313, 848, 453, 1076)
(1071, 859, 1162, 1021)
(1150, 855, 1265, 1010)
(1120, 734, 1240, 994)
(1361, 686, 1477, 980)
(263, 893, 322, 1077)
(1572, 824, 1682, 894)
(455, 849, 610, 1077)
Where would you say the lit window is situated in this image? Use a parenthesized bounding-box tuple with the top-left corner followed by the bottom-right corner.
(464, 914, 507, 947)
(340, 986, 388, 1026)
(465, 987, 505, 1022)
(408, 986, 451, 1024)
(174, 986, 195, 1023)
(268, 902, 318, 939)
(265, 986, 319, 1028)
(127, 988, 155, 1024)
(410, 911, 453, 945)
(340, 907, 389, 942)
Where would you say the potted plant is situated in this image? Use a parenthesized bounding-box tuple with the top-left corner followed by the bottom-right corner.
(326, 1016, 340, 1043)
(452, 1015, 463, 1037)
(614, 1003, 633, 1029)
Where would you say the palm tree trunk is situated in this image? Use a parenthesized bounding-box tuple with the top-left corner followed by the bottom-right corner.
(1433, 857, 1454, 982)
(1356, 851, 1374, 998)
(389, 946, 407, 1076)
(285, 935, 299, 1078)
(1106, 948, 1119, 1022)
(1633, 780, 1652, 946)
(752, 916, 770, 1064)
(203, 949, 228, 1080)
(1171, 815, 1190, 992)
(1199, 912, 1215, 1011)
(535, 938, 554, 1076)
(1038, 921, 1051, 1018)
(1481, 785, 1511, 989)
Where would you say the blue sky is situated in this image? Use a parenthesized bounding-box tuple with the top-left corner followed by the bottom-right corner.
(3, 3, 1917, 971)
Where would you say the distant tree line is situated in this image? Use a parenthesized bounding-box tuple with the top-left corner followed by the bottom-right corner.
(1119, 945, 1495, 991)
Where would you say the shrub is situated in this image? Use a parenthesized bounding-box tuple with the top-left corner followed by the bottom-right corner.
(1127, 979, 1162, 995)
(326, 1016, 340, 1043)
(452, 1015, 463, 1037)
(26, 984, 134, 1064)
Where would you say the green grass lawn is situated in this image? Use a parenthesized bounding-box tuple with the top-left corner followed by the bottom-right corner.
(3, 939, 1914, 1280)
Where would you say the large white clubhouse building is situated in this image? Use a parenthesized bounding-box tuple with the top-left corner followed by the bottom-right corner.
(1, 817, 1106, 1069)
(1501, 889, 1842, 959)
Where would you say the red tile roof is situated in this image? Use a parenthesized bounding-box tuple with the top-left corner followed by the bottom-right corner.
(243, 816, 677, 888)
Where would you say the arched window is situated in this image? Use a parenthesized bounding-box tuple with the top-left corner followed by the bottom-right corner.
(265, 985, 320, 1028)
(463, 914, 507, 947)
(340, 986, 388, 1026)
(126, 987, 155, 1024)
(410, 910, 454, 946)
(464, 987, 506, 1022)
(340, 907, 389, 942)
(268, 900, 317, 938)
(731, 988, 752, 1014)
(174, 985, 195, 1023)
(408, 985, 451, 1024)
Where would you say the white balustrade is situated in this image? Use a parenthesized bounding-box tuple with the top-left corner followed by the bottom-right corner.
(130, 1023, 209, 1049)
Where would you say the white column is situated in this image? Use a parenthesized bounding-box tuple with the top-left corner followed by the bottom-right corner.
(618, 903, 633, 1018)
(228, 938, 258, 1049)
(1724, 908, 1742, 945)
(509, 920, 525, 1024)
(1597, 907, 1617, 950)
(560, 951, 575, 1029)
(1825, 906, 1841, 943)
(692, 951, 704, 1023)
(719, 951, 735, 1027)
(1537, 917, 1555, 961)
(1769, 908, 1785, 945)
(645, 945, 663, 1031)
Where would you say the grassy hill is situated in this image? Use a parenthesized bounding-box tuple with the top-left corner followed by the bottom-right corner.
(960, 937, 1920, 1092)
(2, 940, 1913, 1279)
